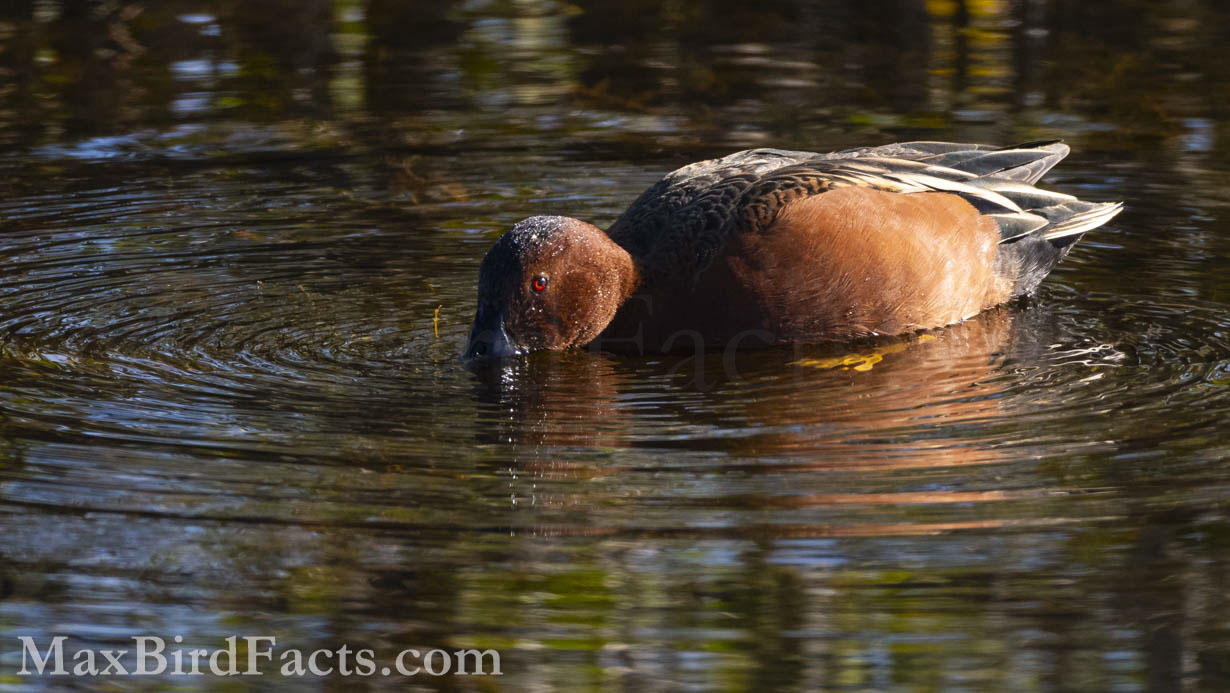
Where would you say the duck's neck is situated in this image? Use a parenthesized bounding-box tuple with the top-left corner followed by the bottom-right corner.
(606, 234, 641, 304)
(551, 220, 643, 349)
(583, 229, 647, 351)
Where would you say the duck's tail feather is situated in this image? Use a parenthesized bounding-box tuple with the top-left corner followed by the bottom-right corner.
(994, 199, 1123, 297)
(1035, 200, 1125, 242)
(989, 198, 1124, 244)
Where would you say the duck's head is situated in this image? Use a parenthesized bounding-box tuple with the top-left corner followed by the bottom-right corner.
(464, 215, 637, 361)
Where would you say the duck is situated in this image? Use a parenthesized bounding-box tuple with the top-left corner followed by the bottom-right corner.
(464, 140, 1122, 360)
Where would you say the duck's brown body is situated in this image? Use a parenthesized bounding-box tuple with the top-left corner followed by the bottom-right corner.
(600, 187, 1012, 351)
(465, 141, 1122, 359)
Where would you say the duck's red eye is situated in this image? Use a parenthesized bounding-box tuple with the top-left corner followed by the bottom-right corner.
(531, 276, 548, 292)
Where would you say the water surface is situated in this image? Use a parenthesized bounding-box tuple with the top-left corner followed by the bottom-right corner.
(1, 1, 1228, 689)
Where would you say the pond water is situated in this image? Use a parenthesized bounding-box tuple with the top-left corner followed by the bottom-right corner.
(1, 0, 1228, 689)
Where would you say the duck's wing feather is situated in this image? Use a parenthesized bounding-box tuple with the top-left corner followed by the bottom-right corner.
(606, 141, 1121, 286)
(831, 140, 1070, 184)
(605, 148, 810, 264)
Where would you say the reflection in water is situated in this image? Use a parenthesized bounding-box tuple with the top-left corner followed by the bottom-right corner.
(465, 302, 1224, 537)
(0, 0, 1228, 689)
(476, 315, 1034, 469)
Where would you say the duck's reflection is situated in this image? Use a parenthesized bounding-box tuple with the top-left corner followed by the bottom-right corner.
(465, 305, 1087, 542)
(470, 304, 1058, 473)
(719, 308, 1024, 469)
(468, 348, 628, 452)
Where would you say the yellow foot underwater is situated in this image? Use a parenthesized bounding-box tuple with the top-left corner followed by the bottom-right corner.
(789, 334, 938, 372)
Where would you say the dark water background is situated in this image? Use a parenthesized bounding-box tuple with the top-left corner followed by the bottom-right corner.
(0, 0, 1228, 689)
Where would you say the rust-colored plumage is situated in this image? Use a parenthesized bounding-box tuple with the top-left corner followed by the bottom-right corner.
(730, 187, 1012, 339)
(465, 140, 1122, 359)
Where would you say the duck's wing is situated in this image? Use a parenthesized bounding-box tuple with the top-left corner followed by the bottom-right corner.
(786, 146, 1123, 244)
(607, 141, 1121, 286)
(829, 140, 1070, 184)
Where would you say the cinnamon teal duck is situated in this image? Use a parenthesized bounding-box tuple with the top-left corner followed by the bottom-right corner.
(464, 140, 1122, 359)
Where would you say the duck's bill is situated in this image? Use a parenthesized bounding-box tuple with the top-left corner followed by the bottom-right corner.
(463, 313, 521, 361)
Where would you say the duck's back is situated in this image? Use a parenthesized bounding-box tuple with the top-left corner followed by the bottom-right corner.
(598, 141, 1122, 348)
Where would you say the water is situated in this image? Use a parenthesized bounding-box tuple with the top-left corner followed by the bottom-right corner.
(0, 1, 1228, 689)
